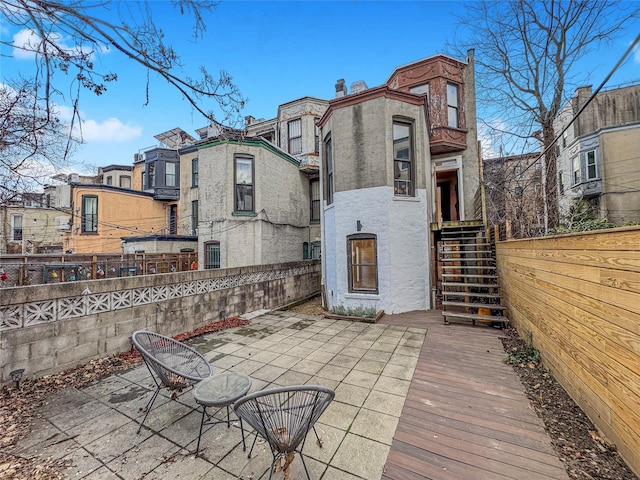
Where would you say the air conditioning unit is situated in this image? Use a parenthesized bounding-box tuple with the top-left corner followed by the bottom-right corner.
(55, 216, 71, 231)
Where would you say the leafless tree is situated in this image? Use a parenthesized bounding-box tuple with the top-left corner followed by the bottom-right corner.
(1, 0, 245, 195)
(452, 0, 638, 232)
(0, 79, 70, 203)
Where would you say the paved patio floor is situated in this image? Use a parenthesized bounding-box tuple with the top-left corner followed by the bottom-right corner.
(16, 310, 426, 479)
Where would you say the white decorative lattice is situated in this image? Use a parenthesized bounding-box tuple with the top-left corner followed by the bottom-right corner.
(168, 284, 182, 298)
(111, 290, 132, 310)
(183, 281, 197, 296)
(6, 265, 313, 327)
(132, 287, 151, 306)
(24, 301, 56, 326)
(86, 293, 111, 314)
(196, 280, 208, 294)
(152, 286, 168, 302)
(0, 306, 22, 331)
(58, 297, 85, 319)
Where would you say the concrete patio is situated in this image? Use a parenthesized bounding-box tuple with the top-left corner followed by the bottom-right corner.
(15, 310, 426, 479)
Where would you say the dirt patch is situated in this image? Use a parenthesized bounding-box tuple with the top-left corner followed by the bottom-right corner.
(501, 328, 638, 480)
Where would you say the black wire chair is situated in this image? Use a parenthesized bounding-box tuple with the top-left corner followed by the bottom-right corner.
(132, 330, 213, 434)
(233, 385, 335, 480)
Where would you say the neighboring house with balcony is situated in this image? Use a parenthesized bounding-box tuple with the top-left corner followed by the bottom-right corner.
(178, 96, 327, 269)
(318, 51, 479, 314)
(555, 83, 640, 225)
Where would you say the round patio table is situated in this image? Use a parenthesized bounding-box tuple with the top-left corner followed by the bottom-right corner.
(193, 372, 252, 456)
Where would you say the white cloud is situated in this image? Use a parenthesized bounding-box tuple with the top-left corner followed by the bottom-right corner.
(77, 117, 143, 143)
(51, 104, 142, 142)
(12, 28, 100, 60)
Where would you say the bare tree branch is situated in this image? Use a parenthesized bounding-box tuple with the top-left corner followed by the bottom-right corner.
(1, 0, 245, 197)
(451, 0, 639, 231)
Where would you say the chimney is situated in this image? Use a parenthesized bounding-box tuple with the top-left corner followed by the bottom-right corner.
(335, 79, 347, 98)
(244, 115, 256, 127)
(350, 80, 368, 94)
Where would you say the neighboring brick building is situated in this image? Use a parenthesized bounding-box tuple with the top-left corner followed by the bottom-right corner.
(484, 153, 544, 238)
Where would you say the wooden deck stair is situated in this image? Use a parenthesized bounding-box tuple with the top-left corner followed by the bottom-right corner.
(439, 223, 508, 328)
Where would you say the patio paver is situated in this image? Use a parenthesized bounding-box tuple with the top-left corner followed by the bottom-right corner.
(13, 309, 570, 479)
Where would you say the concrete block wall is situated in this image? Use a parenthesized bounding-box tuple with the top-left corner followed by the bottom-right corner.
(0, 260, 321, 384)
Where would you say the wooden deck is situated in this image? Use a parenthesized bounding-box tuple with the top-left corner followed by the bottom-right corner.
(379, 310, 568, 480)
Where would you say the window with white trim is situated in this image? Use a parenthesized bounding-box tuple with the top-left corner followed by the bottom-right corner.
(447, 83, 459, 128)
(310, 178, 320, 221)
(584, 150, 598, 181)
(234, 155, 254, 212)
(165, 162, 177, 187)
(325, 135, 334, 205)
(288, 118, 302, 154)
(347, 234, 378, 293)
(11, 214, 23, 241)
(81, 195, 98, 233)
(393, 120, 413, 196)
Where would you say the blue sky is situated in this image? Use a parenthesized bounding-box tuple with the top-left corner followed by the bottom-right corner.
(2, 1, 639, 174)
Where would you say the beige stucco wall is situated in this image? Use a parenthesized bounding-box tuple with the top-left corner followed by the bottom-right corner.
(324, 96, 429, 193)
(600, 126, 640, 225)
(0, 206, 64, 254)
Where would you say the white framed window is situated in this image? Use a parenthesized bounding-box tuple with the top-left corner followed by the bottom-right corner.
(234, 155, 254, 212)
(447, 83, 459, 128)
(348, 234, 378, 294)
(165, 162, 177, 187)
(81, 195, 98, 233)
(325, 135, 334, 205)
(288, 118, 302, 154)
(572, 156, 581, 185)
(393, 119, 413, 196)
(310, 179, 320, 221)
(119, 175, 131, 188)
(11, 214, 23, 241)
(584, 150, 598, 181)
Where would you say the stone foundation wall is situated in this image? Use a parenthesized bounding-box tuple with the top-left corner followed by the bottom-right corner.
(0, 260, 321, 384)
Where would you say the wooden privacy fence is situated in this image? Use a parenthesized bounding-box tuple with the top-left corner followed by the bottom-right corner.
(495, 226, 640, 476)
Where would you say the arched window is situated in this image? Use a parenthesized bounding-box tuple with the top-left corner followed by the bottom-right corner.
(347, 234, 378, 293)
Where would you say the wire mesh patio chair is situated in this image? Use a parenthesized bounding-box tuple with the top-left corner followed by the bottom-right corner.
(132, 330, 213, 434)
(233, 385, 335, 480)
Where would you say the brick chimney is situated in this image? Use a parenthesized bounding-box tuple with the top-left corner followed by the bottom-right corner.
(335, 79, 347, 98)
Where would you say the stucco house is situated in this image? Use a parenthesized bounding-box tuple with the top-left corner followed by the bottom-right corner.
(555, 83, 640, 225)
(318, 51, 479, 314)
(178, 97, 328, 268)
(0, 192, 63, 254)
